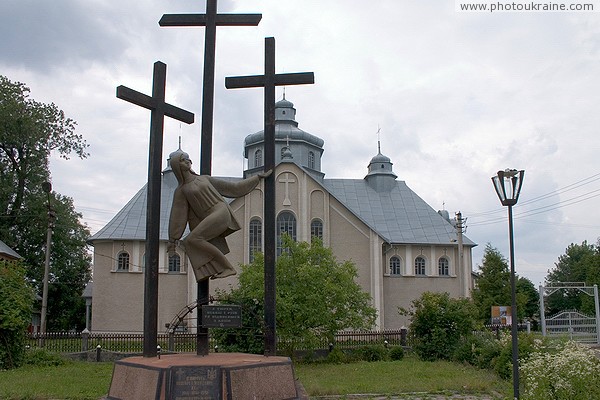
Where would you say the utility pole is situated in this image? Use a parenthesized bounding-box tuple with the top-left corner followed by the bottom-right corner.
(455, 212, 468, 297)
(40, 182, 55, 343)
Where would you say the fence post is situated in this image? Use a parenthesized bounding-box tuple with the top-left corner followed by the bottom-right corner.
(168, 331, 175, 352)
(400, 327, 407, 346)
(82, 329, 90, 352)
(526, 321, 531, 334)
(96, 345, 102, 362)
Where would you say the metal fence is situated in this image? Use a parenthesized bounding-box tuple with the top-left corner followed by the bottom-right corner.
(27, 329, 409, 354)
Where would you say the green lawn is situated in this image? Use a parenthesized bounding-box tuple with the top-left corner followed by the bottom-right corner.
(0, 356, 510, 399)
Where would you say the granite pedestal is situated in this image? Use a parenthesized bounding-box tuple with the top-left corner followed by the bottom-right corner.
(106, 353, 299, 400)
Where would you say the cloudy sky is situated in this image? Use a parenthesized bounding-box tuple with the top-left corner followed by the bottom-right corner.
(2, 0, 599, 287)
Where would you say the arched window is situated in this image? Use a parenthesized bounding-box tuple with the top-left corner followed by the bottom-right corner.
(117, 251, 130, 272)
(249, 218, 262, 263)
(308, 151, 315, 169)
(310, 219, 323, 241)
(254, 149, 263, 168)
(168, 254, 181, 273)
(390, 256, 401, 276)
(438, 257, 449, 276)
(415, 256, 426, 276)
(277, 211, 296, 256)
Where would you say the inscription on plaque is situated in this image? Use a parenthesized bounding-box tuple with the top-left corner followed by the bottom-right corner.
(201, 305, 242, 328)
(169, 366, 221, 400)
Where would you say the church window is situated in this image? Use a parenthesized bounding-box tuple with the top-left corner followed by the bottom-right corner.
(249, 218, 262, 263)
(438, 257, 449, 276)
(117, 251, 130, 272)
(415, 256, 426, 276)
(254, 149, 263, 168)
(277, 211, 296, 256)
(390, 256, 401, 276)
(310, 219, 323, 241)
(308, 151, 315, 169)
(168, 254, 181, 273)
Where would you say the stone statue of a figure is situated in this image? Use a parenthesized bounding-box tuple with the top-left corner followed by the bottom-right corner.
(167, 149, 271, 281)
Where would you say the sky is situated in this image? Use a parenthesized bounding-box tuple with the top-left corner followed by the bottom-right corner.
(1, 0, 599, 287)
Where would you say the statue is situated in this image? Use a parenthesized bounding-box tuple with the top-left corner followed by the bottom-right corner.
(167, 149, 271, 281)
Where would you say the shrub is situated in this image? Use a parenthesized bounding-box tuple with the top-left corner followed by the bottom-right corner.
(521, 341, 600, 399)
(401, 292, 477, 361)
(0, 261, 34, 369)
(389, 346, 404, 361)
(24, 348, 68, 367)
(325, 347, 347, 364)
(351, 344, 389, 362)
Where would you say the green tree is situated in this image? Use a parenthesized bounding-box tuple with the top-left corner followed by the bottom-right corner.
(472, 244, 538, 324)
(472, 244, 511, 323)
(400, 291, 477, 361)
(545, 240, 600, 315)
(215, 236, 377, 356)
(0, 75, 90, 331)
(0, 260, 35, 369)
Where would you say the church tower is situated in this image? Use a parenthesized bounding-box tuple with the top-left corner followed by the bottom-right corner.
(243, 96, 324, 178)
(365, 141, 397, 192)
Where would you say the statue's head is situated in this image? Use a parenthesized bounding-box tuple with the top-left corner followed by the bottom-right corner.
(169, 149, 194, 183)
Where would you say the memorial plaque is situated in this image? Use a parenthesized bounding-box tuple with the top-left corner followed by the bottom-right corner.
(168, 366, 221, 400)
(201, 305, 242, 328)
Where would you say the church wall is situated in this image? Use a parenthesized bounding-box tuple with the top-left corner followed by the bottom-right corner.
(91, 241, 189, 333)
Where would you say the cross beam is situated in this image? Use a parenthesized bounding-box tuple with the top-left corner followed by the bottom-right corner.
(117, 61, 194, 358)
(226, 37, 314, 356)
(160, 0, 261, 356)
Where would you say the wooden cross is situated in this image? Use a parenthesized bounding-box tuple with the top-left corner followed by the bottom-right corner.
(226, 37, 314, 355)
(117, 61, 194, 358)
(160, 0, 261, 357)
(159, 0, 261, 175)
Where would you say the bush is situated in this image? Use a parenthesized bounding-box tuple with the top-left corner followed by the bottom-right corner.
(325, 347, 347, 364)
(351, 344, 389, 362)
(521, 341, 600, 399)
(24, 348, 68, 367)
(401, 292, 477, 361)
(494, 332, 547, 380)
(452, 333, 503, 371)
(389, 346, 404, 361)
(0, 261, 34, 369)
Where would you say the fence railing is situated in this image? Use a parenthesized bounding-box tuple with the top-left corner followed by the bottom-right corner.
(27, 325, 530, 355)
(27, 329, 409, 354)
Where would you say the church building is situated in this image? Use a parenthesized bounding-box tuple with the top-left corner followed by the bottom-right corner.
(89, 97, 476, 333)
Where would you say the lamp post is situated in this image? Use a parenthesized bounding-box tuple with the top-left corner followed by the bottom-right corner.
(491, 168, 524, 400)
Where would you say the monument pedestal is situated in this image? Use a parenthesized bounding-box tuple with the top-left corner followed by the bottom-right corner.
(107, 353, 301, 400)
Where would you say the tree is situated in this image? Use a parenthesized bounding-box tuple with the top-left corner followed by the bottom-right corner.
(472, 244, 539, 323)
(545, 240, 600, 315)
(215, 236, 378, 356)
(0, 260, 35, 369)
(472, 244, 511, 323)
(0, 75, 90, 331)
(400, 291, 477, 361)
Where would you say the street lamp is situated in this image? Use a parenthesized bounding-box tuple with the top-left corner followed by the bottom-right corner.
(491, 168, 524, 400)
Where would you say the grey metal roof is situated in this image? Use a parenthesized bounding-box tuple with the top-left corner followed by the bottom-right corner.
(90, 165, 475, 247)
(0, 238, 21, 259)
(322, 178, 475, 246)
(89, 170, 240, 242)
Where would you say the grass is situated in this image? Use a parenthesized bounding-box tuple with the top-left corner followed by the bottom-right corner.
(295, 355, 511, 398)
(0, 361, 114, 400)
(0, 356, 510, 399)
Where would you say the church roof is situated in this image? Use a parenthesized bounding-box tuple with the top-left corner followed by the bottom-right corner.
(90, 163, 474, 247)
(322, 178, 474, 246)
(0, 238, 21, 259)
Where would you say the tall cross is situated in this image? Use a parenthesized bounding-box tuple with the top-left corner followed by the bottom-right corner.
(160, 0, 261, 356)
(117, 61, 194, 358)
(226, 37, 314, 356)
(159, 0, 261, 175)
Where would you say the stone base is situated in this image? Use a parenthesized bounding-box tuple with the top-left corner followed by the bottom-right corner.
(106, 353, 300, 400)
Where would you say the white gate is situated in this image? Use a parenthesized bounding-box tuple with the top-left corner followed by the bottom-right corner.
(544, 310, 598, 343)
(539, 283, 600, 344)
